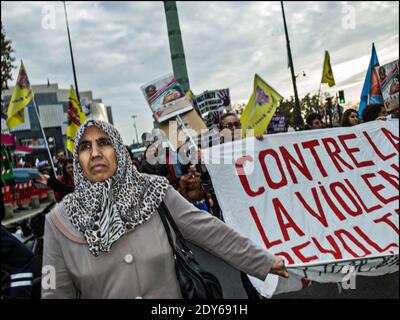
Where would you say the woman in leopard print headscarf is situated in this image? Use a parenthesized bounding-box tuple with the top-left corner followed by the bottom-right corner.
(42, 119, 288, 299)
(63, 119, 169, 256)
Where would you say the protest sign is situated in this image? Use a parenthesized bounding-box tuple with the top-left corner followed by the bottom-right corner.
(375, 60, 399, 112)
(159, 109, 207, 150)
(141, 74, 193, 123)
(203, 120, 399, 296)
(194, 88, 231, 115)
(267, 114, 287, 134)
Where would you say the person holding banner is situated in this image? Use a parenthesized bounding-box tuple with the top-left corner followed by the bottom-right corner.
(219, 112, 243, 143)
(41, 120, 288, 299)
(340, 108, 359, 127)
(220, 112, 272, 298)
(193, 112, 248, 221)
(192, 112, 268, 298)
(362, 103, 387, 122)
(305, 113, 323, 130)
(178, 163, 213, 212)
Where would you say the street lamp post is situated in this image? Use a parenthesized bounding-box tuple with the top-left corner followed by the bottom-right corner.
(131, 115, 139, 145)
(295, 71, 306, 78)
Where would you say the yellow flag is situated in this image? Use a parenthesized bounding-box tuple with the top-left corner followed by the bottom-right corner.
(321, 51, 335, 87)
(240, 74, 283, 138)
(6, 61, 33, 129)
(66, 86, 86, 154)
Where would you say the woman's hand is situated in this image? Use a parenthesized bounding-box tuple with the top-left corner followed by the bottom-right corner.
(270, 256, 289, 278)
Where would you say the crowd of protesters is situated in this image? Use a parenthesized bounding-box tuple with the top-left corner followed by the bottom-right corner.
(31, 103, 398, 208)
(306, 102, 397, 130)
(1, 102, 397, 299)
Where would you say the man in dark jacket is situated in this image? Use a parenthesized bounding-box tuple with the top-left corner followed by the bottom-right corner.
(1, 178, 35, 298)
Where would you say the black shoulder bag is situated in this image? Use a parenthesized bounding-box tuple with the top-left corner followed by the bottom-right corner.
(158, 201, 223, 299)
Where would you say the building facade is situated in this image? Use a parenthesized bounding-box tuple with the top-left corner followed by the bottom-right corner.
(1, 83, 113, 164)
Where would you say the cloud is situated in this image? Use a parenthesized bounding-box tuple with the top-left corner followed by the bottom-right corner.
(2, 1, 399, 144)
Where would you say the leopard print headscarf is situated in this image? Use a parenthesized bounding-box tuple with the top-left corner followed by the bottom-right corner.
(62, 120, 169, 256)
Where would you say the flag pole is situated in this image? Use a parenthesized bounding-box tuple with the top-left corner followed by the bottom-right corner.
(281, 1, 304, 130)
(318, 51, 325, 115)
(317, 83, 322, 115)
(31, 96, 57, 176)
(63, 1, 80, 103)
(317, 84, 321, 105)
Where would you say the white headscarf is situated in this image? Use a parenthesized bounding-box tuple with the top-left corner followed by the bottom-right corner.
(63, 120, 169, 256)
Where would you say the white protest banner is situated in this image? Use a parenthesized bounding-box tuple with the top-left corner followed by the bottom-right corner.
(203, 120, 399, 296)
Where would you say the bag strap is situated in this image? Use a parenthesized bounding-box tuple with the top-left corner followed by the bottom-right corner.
(158, 202, 177, 255)
(158, 201, 192, 254)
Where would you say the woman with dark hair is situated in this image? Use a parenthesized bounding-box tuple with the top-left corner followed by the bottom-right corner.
(55, 158, 74, 202)
(124, 145, 141, 172)
(305, 113, 323, 130)
(340, 108, 359, 127)
(362, 103, 387, 122)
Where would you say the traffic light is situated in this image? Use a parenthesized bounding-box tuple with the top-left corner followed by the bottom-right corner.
(338, 90, 345, 104)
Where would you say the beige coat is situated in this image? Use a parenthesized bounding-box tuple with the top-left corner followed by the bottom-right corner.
(41, 186, 275, 299)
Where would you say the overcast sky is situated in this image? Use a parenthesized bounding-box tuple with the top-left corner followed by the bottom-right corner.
(2, 1, 399, 144)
